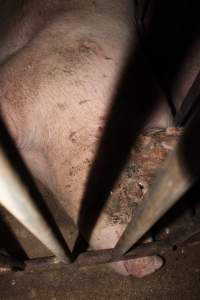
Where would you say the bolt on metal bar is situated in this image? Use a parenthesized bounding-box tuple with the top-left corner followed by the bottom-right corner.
(114, 106, 200, 256)
(0, 145, 71, 263)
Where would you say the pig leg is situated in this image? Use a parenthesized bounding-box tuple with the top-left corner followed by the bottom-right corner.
(1, 3, 164, 277)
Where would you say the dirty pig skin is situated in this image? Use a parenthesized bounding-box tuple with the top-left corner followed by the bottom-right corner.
(0, 0, 172, 277)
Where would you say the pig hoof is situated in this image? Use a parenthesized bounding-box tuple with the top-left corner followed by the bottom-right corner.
(110, 255, 163, 278)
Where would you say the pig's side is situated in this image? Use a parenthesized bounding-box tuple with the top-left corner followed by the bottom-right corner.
(0, 0, 171, 277)
(0, 0, 75, 63)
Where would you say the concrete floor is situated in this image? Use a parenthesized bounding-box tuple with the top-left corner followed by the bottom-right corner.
(0, 243, 199, 300)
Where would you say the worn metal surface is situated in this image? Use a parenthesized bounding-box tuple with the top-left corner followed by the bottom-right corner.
(0, 146, 71, 263)
(114, 106, 200, 256)
(24, 220, 200, 272)
(1, 219, 198, 273)
(114, 149, 193, 255)
(175, 71, 200, 126)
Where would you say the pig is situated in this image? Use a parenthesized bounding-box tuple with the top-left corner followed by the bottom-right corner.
(0, 0, 173, 277)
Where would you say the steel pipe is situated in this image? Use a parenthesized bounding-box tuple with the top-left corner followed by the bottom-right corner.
(0, 146, 71, 263)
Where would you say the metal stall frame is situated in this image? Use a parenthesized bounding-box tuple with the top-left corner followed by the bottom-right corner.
(0, 101, 200, 273)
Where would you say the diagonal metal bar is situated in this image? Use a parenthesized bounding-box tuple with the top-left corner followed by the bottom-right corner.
(114, 107, 200, 256)
(23, 219, 200, 273)
(175, 70, 200, 126)
(1, 219, 200, 273)
(0, 145, 71, 263)
(114, 149, 194, 255)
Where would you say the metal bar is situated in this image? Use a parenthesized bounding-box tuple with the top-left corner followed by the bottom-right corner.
(175, 71, 200, 126)
(0, 145, 71, 263)
(114, 103, 200, 256)
(22, 220, 200, 273)
(1, 220, 200, 273)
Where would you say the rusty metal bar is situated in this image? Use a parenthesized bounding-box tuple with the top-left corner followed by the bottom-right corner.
(1, 219, 200, 273)
(22, 220, 200, 273)
(0, 145, 71, 263)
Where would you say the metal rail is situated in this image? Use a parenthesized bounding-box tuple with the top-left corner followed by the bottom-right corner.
(1, 219, 200, 273)
(25, 220, 200, 273)
(0, 146, 71, 263)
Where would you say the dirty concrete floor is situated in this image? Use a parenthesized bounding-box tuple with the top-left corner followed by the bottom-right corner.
(0, 243, 200, 300)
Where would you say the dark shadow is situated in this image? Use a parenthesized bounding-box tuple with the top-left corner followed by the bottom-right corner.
(0, 119, 71, 260)
(0, 0, 25, 47)
(74, 0, 200, 256)
(0, 211, 27, 259)
(137, 0, 200, 115)
(179, 103, 200, 178)
(74, 43, 167, 255)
